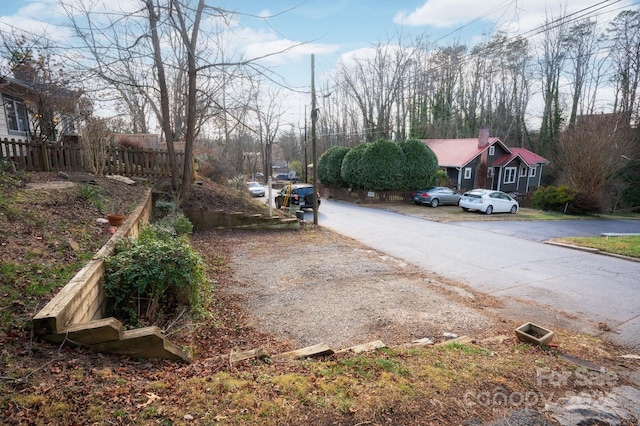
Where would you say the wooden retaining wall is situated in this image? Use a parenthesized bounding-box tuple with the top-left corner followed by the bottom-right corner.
(32, 189, 192, 363)
(183, 208, 300, 231)
(32, 190, 301, 362)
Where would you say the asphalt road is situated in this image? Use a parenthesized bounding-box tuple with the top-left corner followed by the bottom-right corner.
(449, 218, 640, 241)
(309, 200, 640, 351)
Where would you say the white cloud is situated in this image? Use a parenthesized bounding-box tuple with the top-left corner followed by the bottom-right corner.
(0, 17, 71, 44)
(393, 0, 629, 33)
(393, 0, 509, 28)
(0, 0, 147, 45)
(233, 27, 339, 67)
(16, 0, 63, 19)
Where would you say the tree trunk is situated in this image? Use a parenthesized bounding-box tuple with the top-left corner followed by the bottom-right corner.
(146, 0, 179, 193)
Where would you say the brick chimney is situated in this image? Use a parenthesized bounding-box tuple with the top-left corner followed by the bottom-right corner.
(478, 126, 490, 148)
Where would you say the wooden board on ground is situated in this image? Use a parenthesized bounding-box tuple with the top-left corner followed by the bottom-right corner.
(272, 343, 334, 361)
(401, 337, 434, 348)
(229, 348, 270, 363)
(436, 335, 473, 346)
(336, 340, 386, 354)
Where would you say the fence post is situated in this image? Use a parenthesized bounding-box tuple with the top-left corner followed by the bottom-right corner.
(38, 142, 50, 172)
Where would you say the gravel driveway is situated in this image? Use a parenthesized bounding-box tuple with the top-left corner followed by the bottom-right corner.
(222, 227, 509, 351)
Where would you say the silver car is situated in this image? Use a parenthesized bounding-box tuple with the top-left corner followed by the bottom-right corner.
(459, 189, 518, 215)
(411, 186, 461, 208)
(247, 181, 265, 197)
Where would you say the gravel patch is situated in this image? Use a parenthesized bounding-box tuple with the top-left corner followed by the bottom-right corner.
(224, 227, 502, 350)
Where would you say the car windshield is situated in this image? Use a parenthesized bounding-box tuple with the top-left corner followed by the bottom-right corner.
(248, 182, 261, 188)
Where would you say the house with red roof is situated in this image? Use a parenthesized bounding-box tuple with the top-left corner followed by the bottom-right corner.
(422, 127, 549, 194)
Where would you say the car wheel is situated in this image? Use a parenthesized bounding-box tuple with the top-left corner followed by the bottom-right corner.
(485, 205, 493, 215)
(414, 201, 421, 205)
(462, 207, 469, 212)
(275, 199, 282, 208)
(510, 205, 517, 214)
(430, 198, 439, 208)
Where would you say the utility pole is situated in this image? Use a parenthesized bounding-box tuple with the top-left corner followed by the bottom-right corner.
(304, 104, 308, 183)
(311, 54, 318, 225)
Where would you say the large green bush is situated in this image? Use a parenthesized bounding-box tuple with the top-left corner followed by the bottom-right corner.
(336, 139, 439, 191)
(359, 139, 405, 191)
(104, 218, 206, 326)
(398, 138, 439, 189)
(341, 143, 370, 190)
(318, 146, 350, 188)
(340, 139, 405, 191)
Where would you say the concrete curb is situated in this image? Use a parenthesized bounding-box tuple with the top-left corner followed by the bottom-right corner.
(544, 240, 640, 263)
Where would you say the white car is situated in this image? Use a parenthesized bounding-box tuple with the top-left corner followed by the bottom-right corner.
(247, 181, 265, 197)
(459, 189, 518, 215)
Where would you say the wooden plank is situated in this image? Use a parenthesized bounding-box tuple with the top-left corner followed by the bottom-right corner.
(272, 343, 334, 361)
(32, 259, 106, 335)
(401, 337, 434, 348)
(43, 317, 123, 346)
(435, 335, 474, 346)
(336, 340, 386, 354)
(229, 348, 270, 363)
(91, 326, 192, 363)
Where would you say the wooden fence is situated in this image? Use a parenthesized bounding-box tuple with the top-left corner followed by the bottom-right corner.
(0, 138, 183, 177)
(324, 187, 413, 204)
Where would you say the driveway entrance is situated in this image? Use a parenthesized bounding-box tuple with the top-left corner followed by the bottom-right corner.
(317, 200, 640, 351)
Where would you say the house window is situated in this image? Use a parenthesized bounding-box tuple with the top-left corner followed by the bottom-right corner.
(529, 167, 537, 177)
(3, 94, 29, 134)
(504, 167, 517, 184)
(520, 166, 527, 177)
(488, 145, 495, 156)
(464, 167, 472, 179)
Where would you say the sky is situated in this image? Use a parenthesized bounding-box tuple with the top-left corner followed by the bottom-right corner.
(1, 0, 638, 129)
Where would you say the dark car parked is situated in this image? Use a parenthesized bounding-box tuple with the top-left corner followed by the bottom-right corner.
(273, 173, 299, 183)
(275, 183, 320, 210)
(411, 187, 461, 207)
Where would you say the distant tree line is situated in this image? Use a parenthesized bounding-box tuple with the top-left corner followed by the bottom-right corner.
(1, 3, 638, 211)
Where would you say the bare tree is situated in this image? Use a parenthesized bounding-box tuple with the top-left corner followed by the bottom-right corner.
(61, 0, 298, 200)
(252, 87, 286, 180)
(276, 126, 302, 166)
(3, 33, 84, 146)
(1, 32, 39, 80)
(537, 11, 568, 156)
(335, 37, 421, 142)
(467, 33, 532, 145)
(607, 9, 640, 123)
(81, 117, 112, 175)
(423, 44, 467, 139)
(556, 114, 635, 203)
(563, 19, 601, 128)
